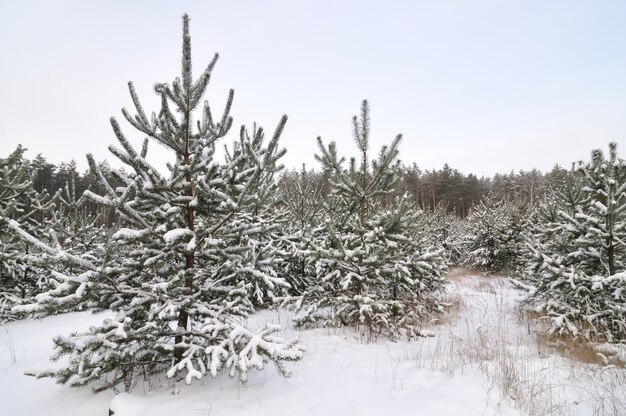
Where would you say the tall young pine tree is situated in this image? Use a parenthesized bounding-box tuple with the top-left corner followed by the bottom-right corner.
(11, 15, 302, 392)
(291, 101, 447, 339)
(278, 165, 325, 294)
(522, 143, 626, 342)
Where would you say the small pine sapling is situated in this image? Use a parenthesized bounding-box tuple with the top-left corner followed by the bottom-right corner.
(278, 164, 325, 295)
(0, 146, 58, 321)
(464, 195, 532, 273)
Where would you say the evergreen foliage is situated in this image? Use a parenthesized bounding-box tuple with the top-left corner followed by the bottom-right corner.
(2, 11, 621, 398)
(464, 196, 532, 273)
(522, 169, 585, 281)
(1, 143, 571, 224)
(277, 165, 325, 295)
(44, 173, 110, 312)
(522, 143, 626, 342)
(423, 203, 465, 265)
(211, 124, 293, 306)
(10, 15, 302, 392)
(0, 146, 57, 321)
(290, 101, 447, 339)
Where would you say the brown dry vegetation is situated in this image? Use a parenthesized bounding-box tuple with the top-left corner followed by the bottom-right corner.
(518, 310, 626, 368)
(430, 268, 626, 415)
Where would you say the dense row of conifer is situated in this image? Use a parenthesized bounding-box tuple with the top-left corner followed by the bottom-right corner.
(13, 147, 572, 221)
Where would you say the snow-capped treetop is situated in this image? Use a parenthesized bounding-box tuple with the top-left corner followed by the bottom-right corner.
(315, 100, 401, 226)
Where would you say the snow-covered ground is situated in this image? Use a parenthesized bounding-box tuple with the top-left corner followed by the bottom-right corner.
(1, 271, 624, 416)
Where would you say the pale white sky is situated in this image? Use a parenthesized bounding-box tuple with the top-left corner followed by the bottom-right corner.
(1, 0, 625, 177)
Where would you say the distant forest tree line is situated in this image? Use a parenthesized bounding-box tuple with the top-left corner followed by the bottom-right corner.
(18, 148, 573, 221)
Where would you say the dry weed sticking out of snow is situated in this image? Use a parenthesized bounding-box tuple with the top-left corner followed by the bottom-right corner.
(419, 271, 626, 416)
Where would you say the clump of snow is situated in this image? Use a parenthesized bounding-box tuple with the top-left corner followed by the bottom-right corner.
(162, 228, 193, 243)
(112, 228, 147, 240)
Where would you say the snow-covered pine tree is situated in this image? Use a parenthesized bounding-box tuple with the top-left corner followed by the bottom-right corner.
(0, 146, 57, 321)
(463, 196, 508, 271)
(522, 167, 583, 286)
(507, 199, 534, 273)
(213, 124, 292, 306)
(11, 15, 302, 392)
(522, 143, 626, 342)
(44, 172, 110, 311)
(424, 202, 465, 265)
(278, 164, 325, 295)
(576, 144, 626, 276)
(464, 195, 531, 273)
(292, 100, 447, 339)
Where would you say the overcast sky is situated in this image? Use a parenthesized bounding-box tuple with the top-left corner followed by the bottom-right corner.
(1, 0, 625, 177)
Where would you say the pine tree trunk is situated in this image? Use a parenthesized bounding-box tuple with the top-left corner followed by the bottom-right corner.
(607, 238, 615, 275)
(431, 187, 436, 211)
(359, 197, 365, 226)
(175, 106, 195, 363)
(22, 244, 29, 299)
(606, 190, 616, 275)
